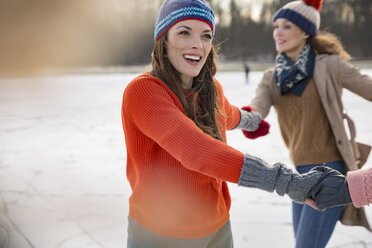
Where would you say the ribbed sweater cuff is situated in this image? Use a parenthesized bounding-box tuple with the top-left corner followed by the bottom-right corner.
(347, 170, 369, 207)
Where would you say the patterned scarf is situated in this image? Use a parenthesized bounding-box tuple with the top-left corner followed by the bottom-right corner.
(275, 44, 316, 96)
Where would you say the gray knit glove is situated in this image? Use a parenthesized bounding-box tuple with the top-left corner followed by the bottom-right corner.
(236, 109, 261, 131)
(238, 154, 325, 203)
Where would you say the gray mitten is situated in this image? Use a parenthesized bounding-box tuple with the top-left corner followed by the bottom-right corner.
(238, 154, 325, 203)
(236, 109, 261, 131)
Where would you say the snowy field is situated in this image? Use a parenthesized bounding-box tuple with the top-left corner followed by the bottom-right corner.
(0, 69, 371, 248)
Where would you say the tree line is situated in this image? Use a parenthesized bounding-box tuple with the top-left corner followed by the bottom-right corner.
(0, 0, 371, 73)
(119, 0, 372, 65)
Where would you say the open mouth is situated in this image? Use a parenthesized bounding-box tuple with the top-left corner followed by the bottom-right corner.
(183, 54, 201, 63)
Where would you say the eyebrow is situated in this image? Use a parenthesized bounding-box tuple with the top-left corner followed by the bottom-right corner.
(176, 25, 191, 30)
(176, 25, 212, 33)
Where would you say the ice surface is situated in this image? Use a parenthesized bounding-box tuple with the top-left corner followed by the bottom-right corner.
(0, 70, 371, 247)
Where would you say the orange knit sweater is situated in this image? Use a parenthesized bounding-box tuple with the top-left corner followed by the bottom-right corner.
(121, 73, 244, 239)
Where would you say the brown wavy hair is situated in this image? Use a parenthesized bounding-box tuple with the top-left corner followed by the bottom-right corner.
(308, 31, 351, 60)
(151, 33, 223, 141)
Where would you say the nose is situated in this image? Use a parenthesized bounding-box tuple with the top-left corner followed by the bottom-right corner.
(191, 35, 203, 49)
(274, 27, 283, 37)
(273, 30, 281, 41)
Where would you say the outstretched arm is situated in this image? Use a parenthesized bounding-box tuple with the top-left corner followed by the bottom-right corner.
(239, 154, 325, 203)
(124, 76, 324, 202)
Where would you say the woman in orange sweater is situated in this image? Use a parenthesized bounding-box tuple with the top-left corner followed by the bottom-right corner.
(121, 0, 329, 247)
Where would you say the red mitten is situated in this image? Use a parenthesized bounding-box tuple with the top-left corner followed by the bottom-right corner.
(241, 105, 270, 139)
(241, 105, 255, 112)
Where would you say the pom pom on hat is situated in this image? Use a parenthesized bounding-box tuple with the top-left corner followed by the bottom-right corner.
(154, 0, 215, 42)
(303, 0, 323, 11)
(273, 0, 322, 36)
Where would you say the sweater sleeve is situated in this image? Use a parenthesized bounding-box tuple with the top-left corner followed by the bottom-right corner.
(214, 78, 241, 130)
(123, 76, 244, 183)
(347, 168, 372, 207)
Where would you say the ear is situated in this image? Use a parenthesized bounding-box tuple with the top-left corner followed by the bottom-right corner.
(304, 33, 310, 40)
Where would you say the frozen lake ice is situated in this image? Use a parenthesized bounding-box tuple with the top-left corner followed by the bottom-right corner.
(0, 69, 371, 247)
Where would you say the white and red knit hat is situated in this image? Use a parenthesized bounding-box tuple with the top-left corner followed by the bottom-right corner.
(273, 0, 323, 36)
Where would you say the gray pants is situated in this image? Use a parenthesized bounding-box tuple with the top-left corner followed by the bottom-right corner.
(127, 216, 233, 248)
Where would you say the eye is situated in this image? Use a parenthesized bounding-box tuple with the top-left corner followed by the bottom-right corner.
(273, 24, 279, 29)
(203, 34, 212, 40)
(179, 30, 190, 36)
(284, 24, 292, 29)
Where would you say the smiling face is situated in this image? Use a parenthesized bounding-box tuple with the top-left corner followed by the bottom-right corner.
(273, 18, 309, 61)
(166, 19, 213, 88)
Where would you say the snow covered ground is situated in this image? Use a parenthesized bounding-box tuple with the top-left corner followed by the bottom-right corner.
(0, 69, 371, 248)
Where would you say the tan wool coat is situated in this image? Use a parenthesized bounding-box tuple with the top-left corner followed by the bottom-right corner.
(250, 54, 372, 231)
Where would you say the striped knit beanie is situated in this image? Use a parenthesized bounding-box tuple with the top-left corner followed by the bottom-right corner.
(273, 0, 323, 36)
(154, 0, 215, 42)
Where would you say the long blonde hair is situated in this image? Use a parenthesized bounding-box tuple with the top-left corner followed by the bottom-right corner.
(309, 31, 351, 60)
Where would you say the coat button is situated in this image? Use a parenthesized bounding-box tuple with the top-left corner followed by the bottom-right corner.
(337, 140, 342, 145)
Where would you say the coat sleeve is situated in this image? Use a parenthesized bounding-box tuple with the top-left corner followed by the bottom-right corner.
(338, 57, 372, 101)
(249, 70, 275, 119)
(123, 77, 244, 183)
(347, 168, 372, 207)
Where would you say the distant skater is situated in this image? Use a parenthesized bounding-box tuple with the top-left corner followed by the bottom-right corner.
(247, 0, 372, 247)
(244, 62, 250, 83)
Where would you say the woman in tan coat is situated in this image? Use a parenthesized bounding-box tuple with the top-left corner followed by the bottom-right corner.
(248, 0, 372, 247)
